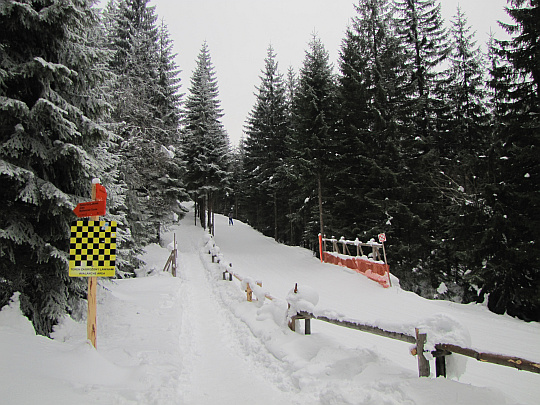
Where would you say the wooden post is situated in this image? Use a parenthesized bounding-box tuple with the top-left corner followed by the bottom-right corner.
(246, 283, 252, 302)
(288, 316, 296, 332)
(434, 352, 448, 378)
(381, 241, 391, 287)
(172, 233, 177, 277)
(305, 318, 311, 335)
(318, 234, 323, 263)
(415, 328, 430, 377)
(87, 180, 99, 348)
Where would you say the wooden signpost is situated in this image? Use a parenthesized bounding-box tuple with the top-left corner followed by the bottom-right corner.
(73, 200, 106, 218)
(378, 233, 391, 287)
(69, 179, 116, 348)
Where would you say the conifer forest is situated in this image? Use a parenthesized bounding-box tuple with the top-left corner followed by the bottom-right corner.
(1, 0, 539, 335)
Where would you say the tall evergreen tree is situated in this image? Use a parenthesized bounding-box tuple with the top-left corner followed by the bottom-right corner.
(156, 19, 182, 130)
(243, 45, 291, 241)
(227, 141, 245, 222)
(437, 7, 488, 168)
(394, 0, 449, 138)
(0, 0, 117, 334)
(181, 42, 230, 233)
(336, 0, 407, 243)
(392, 0, 450, 295)
(106, 0, 185, 244)
(289, 35, 338, 248)
(475, 0, 540, 320)
(432, 7, 490, 301)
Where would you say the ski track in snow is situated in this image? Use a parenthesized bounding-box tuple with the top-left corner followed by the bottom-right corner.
(174, 215, 302, 404)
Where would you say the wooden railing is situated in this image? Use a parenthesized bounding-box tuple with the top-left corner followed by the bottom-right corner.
(291, 309, 540, 377)
(202, 234, 540, 378)
(207, 236, 275, 302)
(162, 233, 177, 277)
(322, 236, 385, 261)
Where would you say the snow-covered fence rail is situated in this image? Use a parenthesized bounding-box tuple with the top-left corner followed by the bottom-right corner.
(204, 234, 276, 302)
(288, 309, 540, 377)
(433, 343, 540, 375)
(323, 236, 385, 260)
(203, 234, 540, 379)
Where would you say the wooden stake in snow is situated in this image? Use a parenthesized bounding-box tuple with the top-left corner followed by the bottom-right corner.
(246, 283, 253, 302)
(415, 328, 430, 377)
(69, 179, 118, 349)
(378, 233, 391, 287)
(87, 179, 100, 349)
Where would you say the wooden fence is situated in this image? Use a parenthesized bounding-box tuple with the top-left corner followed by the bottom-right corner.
(320, 236, 391, 288)
(203, 235, 540, 378)
(291, 309, 540, 377)
(162, 233, 177, 277)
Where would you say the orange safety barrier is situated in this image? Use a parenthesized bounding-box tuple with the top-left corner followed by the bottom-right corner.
(322, 252, 390, 288)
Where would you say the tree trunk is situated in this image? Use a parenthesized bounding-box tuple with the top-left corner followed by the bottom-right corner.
(317, 171, 324, 238)
(207, 193, 213, 235)
(289, 204, 293, 245)
(274, 191, 278, 241)
(201, 195, 206, 229)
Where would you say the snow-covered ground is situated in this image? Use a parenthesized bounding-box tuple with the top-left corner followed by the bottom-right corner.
(1, 204, 539, 404)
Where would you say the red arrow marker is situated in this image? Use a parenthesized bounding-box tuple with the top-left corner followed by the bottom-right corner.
(73, 200, 106, 218)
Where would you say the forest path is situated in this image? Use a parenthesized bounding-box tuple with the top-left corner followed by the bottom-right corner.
(171, 210, 299, 405)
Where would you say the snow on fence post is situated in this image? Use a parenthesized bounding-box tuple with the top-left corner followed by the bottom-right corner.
(287, 283, 317, 334)
(222, 262, 233, 281)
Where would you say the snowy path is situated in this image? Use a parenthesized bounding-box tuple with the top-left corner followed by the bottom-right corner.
(173, 215, 299, 404)
(2, 204, 539, 405)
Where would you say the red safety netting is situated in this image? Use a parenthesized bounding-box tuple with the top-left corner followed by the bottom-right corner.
(322, 251, 390, 288)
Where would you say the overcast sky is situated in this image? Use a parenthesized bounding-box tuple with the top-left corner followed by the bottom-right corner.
(100, 0, 512, 147)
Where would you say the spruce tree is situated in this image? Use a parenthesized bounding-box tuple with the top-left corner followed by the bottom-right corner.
(392, 0, 450, 295)
(336, 0, 407, 243)
(0, 0, 117, 334)
(290, 35, 338, 248)
(243, 45, 291, 241)
(433, 7, 490, 301)
(476, 0, 540, 320)
(227, 142, 245, 222)
(106, 0, 185, 244)
(437, 7, 488, 167)
(181, 42, 230, 233)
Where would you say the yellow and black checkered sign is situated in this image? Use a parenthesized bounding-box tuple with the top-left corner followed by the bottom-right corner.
(69, 220, 117, 277)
